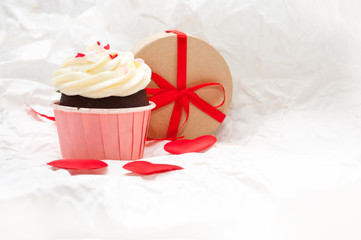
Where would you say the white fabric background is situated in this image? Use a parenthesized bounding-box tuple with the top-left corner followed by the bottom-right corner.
(1, 0, 361, 239)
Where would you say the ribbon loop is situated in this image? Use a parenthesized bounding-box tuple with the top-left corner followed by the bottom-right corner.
(146, 30, 226, 138)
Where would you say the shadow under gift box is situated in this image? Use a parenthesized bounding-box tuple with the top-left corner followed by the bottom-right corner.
(51, 102, 155, 160)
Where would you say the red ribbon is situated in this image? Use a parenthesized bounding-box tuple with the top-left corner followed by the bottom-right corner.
(146, 30, 226, 138)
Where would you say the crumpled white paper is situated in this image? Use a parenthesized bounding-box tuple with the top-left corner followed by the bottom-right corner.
(1, 0, 361, 239)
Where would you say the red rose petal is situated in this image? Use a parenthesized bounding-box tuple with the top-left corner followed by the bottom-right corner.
(109, 53, 118, 59)
(123, 161, 183, 175)
(97, 41, 101, 46)
(164, 135, 217, 154)
(104, 44, 110, 50)
(47, 159, 108, 170)
(75, 53, 86, 58)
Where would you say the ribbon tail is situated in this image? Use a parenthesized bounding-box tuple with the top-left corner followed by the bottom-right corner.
(167, 98, 184, 138)
(148, 89, 178, 111)
(145, 88, 169, 95)
(146, 136, 184, 141)
(187, 82, 226, 108)
(187, 93, 226, 123)
(151, 72, 176, 89)
(176, 95, 190, 135)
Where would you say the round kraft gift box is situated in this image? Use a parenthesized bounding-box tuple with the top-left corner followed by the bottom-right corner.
(133, 31, 233, 139)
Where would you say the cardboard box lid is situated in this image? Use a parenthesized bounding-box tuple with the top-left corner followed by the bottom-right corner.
(133, 31, 233, 139)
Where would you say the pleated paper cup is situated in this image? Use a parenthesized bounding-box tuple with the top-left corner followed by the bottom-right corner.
(51, 102, 155, 160)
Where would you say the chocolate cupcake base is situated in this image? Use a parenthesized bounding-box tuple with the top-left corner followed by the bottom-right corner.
(59, 89, 149, 109)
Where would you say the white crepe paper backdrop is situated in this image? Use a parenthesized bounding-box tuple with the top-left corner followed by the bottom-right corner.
(1, 0, 361, 239)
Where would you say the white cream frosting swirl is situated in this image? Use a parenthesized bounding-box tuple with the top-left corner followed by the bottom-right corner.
(52, 43, 151, 98)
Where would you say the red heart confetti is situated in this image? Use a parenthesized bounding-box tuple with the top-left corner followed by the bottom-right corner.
(164, 135, 217, 154)
(75, 53, 86, 58)
(123, 161, 183, 175)
(26, 103, 55, 121)
(104, 43, 110, 50)
(47, 159, 108, 170)
(109, 53, 118, 59)
(97, 41, 101, 46)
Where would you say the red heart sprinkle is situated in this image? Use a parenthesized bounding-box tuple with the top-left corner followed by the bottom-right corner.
(75, 53, 85, 58)
(164, 135, 217, 154)
(47, 159, 108, 170)
(123, 161, 183, 175)
(97, 41, 101, 46)
(104, 44, 110, 50)
(109, 53, 118, 59)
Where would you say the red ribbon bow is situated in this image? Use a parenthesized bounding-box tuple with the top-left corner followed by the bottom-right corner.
(146, 30, 226, 138)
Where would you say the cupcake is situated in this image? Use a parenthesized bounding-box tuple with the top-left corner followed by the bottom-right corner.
(51, 42, 155, 160)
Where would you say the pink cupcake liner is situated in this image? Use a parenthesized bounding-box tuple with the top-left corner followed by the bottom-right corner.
(51, 102, 155, 160)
